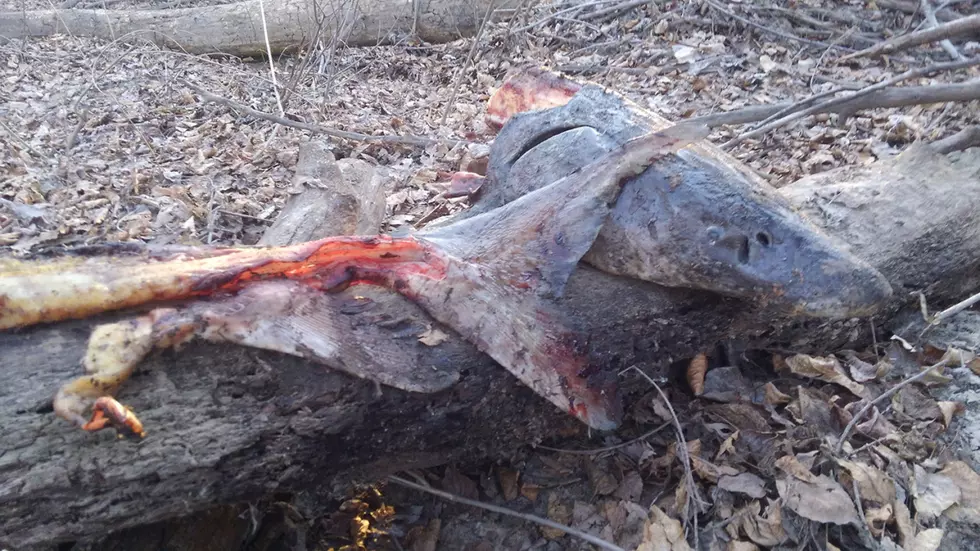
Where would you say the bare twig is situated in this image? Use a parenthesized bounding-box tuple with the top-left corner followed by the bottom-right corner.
(723, 58, 980, 148)
(440, 0, 496, 127)
(534, 421, 672, 455)
(513, 0, 620, 32)
(687, 79, 980, 128)
(835, 359, 949, 454)
(921, 0, 965, 60)
(580, 0, 650, 22)
(624, 365, 705, 545)
(878, 0, 957, 22)
(929, 290, 980, 325)
(704, 0, 856, 52)
(257, 0, 284, 117)
(930, 125, 980, 154)
(842, 13, 980, 60)
(386, 475, 627, 551)
(185, 82, 471, 148)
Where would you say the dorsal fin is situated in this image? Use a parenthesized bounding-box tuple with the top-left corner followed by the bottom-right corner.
(419, 123, 709, 298)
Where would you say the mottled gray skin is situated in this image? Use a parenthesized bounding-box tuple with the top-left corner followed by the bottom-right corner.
(456, 86, 892, 318)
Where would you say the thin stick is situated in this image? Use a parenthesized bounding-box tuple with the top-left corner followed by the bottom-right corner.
(440, 0, 496, 127)
(835, 359, 949, 454)
(929, 290, 980, 325)
(535, 421, 672, 455)
(842, 13, 980, 60)
(257, 0, 285, 117)
(185, 82, 471, 148)
(921, 0, 964, 61)
(624, 365, 706, 543)
(386, 475, 627, 551)
(704, 0, 855, 52)
(724, 57, 980, 148)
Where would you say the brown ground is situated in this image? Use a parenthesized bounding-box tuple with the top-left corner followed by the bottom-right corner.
(2, 0, 980, 550)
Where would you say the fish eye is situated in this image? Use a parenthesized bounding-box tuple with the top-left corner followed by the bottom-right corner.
(756, 231, 772, 247)
(706, 226, 723, 242)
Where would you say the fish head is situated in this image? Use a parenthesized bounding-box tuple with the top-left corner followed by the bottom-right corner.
(601, 151, 894, 318)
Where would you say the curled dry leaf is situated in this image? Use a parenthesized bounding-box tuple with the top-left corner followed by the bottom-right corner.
(863, 503, 893, 537)
(718, 472, 767, 499)
(782, 354, 866, 397)
(837, 459, 897, 506)
(734, 500, 787, 548)
(690, 456, 739, 484)
(636, 504, 693, 551)
(913, 464, 961, 521)
(936, 401, 965, 428)
(686, 353, 707, 396)
(761, 382, 791, 406)
(939, 461, 980, 525)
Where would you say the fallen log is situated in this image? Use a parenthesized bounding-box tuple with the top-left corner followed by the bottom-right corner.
(0, 0, 518, 57)
(3, 75, 980, 550)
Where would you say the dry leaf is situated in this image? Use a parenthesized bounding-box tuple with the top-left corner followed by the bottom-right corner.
(440, 466, 478, 500)
(728, 542, 760, 551)
(405, 518, 441, 551)
(735, 500, 787, 547)
(759, 55, 778, 73)
(913, 464, 960, 521)
(863, 503, 893, 537)
(718, 473, 767, 499)
(614, 470, 644, 502)
(715, 430, 739, 461)
(893, 498, 915, 548)
(636, 504, 693, 551)
(761, 383, 791, 406)
(939, 461, 980, 525)
(936, 401, 965, 428)
(907, 528, 944, 551)
(497, 467, 519, 501)
(775, 457, 860, 526)
(687, 353, 708, 396)
(542, 493, 572, 539)
(837, 459, 896, 505)
(417, 327, 449, 346)
(691, 456, 739, 483)
(519, 482, 540, 502)
(782, 354, 866, 397)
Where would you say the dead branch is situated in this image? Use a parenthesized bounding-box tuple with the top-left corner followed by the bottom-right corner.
(877, 0, 957, 22)
(723, 58, 980, 148)
(920, 0, 965, 61)
(185, 82, 471, 148)
(688, 80, 980, 130)
(704, 0, 856, 52)
(930, 124, 980, 154)
(842, 13, 980, 60)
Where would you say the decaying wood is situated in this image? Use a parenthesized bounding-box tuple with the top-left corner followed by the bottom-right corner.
(3, 104, 980, 550)
(0, 0, 519, 57)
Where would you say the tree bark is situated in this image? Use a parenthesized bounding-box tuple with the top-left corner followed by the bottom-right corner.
(0, 0, 519, 57)
(3, 122, 980, 549)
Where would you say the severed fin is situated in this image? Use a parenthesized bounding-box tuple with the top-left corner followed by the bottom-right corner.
(191, 281, 460, 393)
(419, 123, 709, 299)
(55, 280, 461, 437)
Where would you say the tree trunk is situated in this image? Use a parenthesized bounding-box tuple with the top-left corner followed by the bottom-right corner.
(0, 0, 518, 57)
(3, 113, 980, 550)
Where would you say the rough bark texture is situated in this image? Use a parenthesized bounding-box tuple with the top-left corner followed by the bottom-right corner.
(3, 134, 980, 548)
(0, 0, 518, 57)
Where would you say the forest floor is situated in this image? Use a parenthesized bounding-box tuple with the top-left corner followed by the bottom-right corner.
(2, 0, 980, 550)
